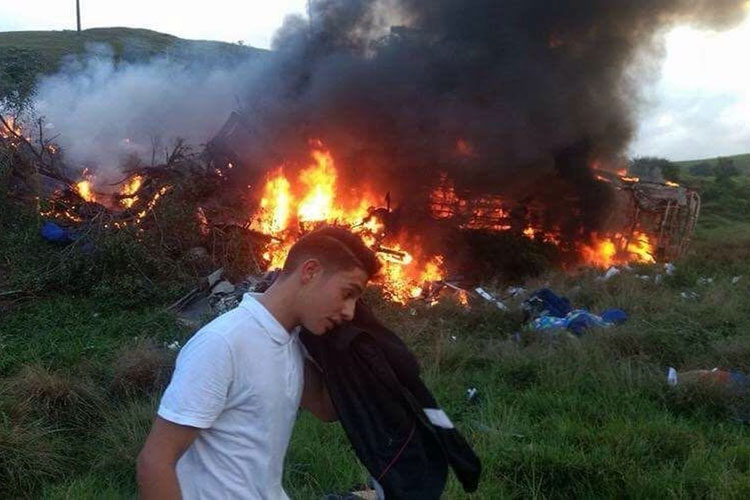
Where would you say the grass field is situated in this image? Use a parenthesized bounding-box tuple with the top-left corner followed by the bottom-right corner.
(3, 153, 750, 499)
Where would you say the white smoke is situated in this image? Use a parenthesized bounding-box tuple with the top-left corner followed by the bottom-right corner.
(33, 44, 266, 179)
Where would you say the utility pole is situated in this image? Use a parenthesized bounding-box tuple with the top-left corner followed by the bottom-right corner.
(76, 0, 81, 32)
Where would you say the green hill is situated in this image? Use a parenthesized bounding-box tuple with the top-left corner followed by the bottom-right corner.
(676, 153, 750, 174)
(0, 27, 266, 106)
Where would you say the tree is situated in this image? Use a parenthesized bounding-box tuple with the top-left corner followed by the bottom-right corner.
(629, 156, 680, 183)
(689, 162, 713, 176)
(715, 157, 739, 183)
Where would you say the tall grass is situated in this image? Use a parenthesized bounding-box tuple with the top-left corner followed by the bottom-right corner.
(3, 172, 750, 497)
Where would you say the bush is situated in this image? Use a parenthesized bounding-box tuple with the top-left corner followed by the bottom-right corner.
(111, 339, 174, 396)
(689, 162, 713, 177)
(0, 412, 69, 496)
(7, 364, 105, 430)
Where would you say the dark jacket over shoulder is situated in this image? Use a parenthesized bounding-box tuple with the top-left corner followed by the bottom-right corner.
(301, 301, 481, 499)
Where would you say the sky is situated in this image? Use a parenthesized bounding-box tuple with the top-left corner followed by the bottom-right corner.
(1, 1, 749, 161)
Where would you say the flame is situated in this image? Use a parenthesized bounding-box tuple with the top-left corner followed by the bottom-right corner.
(0, 116, 22, 138)
(621, 176, 640, 183)
(580, 235, 618, 268)
(298, 149, 340, 223)
(136, 186, 171, 222)
(250, 143, 451, 304)
(627, 231, 655, 263)
(76, 180, 96, 203)
(580, 231, 655, 268)
(259, 170, 292, 234)
(120, 176, 143, 208)
(665, 180, 679, 187)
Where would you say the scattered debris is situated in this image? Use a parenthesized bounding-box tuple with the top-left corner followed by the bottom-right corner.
(166, 341, 181, 351)
(680, 291, 700, 301)
(505, 286, 527, 298)
(697, 277, 714, 286)
(522, 288, 628, 336)
(667, 367, 750, 390)
(667, 367, 678, 386)
(597, 266, 621, 281)
(664, 262, 676, 276)
(474, 287, 508, 311)
(466, 387, 479, 403)
(732, 276, 742, 285)
(40, 220, 77, 244)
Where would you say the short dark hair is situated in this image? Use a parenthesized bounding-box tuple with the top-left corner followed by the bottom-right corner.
(282, 226, 381, 280)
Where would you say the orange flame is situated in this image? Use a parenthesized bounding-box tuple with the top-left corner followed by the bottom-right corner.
(120, 176, 143, 208)
(580, 231, 655, 268)
(298, 149, 340, 223)
(0, 116, 22, 138)
(627, 231, 656, 263)
(76, 181, 96, 203)
(251, 143, 448, 304)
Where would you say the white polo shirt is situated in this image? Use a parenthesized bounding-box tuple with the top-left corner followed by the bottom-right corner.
(158, 293, 305, 500)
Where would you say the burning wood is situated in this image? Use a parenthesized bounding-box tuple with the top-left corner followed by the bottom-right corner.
(2, 108, 701, 307)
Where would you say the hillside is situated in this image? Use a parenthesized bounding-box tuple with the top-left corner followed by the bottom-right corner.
(0, 27, 266, 105)
(676, 153, 750, 174)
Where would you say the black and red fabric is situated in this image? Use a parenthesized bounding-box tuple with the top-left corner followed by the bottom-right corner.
(301, 301, 481, 499)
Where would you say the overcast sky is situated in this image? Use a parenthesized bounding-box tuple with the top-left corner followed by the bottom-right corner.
(1, 1, 749, 161)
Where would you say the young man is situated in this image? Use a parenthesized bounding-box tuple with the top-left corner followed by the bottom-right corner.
(137, 227, 381, 499)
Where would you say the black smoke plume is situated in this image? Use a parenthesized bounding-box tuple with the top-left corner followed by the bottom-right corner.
(235, 0, 747, 237)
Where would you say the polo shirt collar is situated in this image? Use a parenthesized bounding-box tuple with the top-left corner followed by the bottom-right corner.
(239, 293, 298, 345)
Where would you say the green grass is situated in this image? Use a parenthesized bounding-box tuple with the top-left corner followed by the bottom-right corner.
(676, 153, 750, 175)
(4, 176, 750, 498)
(0, 27, 266, 108)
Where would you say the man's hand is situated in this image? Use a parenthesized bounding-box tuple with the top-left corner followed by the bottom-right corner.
(300, 359, 338, 422)
(137, 417, 200, 500)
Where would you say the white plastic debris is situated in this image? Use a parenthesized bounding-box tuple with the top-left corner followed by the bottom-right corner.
(167, 341, 181, 351)
(654, 274, 663, 285)
(449, 335, 458, 342)
(636, 275, 651, 281)
(696, 277, 714, 286)
(680, 291, 700, 301)
(466, 387, 479, 402)
(211, 280, 236, 295)
(732, 276, 742, 285)
(506, 286, 527, 298)
(667, 367, 678, 386)
(598, 266, 620, 281)
(475, 287, 508, 310)
(664, 262, 676, 276)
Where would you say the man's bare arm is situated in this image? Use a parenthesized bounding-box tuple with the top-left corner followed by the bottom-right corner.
(300, 359, 338, 422)
(137, 417, 200, 500)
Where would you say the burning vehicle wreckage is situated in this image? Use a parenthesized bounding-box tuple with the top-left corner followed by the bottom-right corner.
(1, 112, 700, 311)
